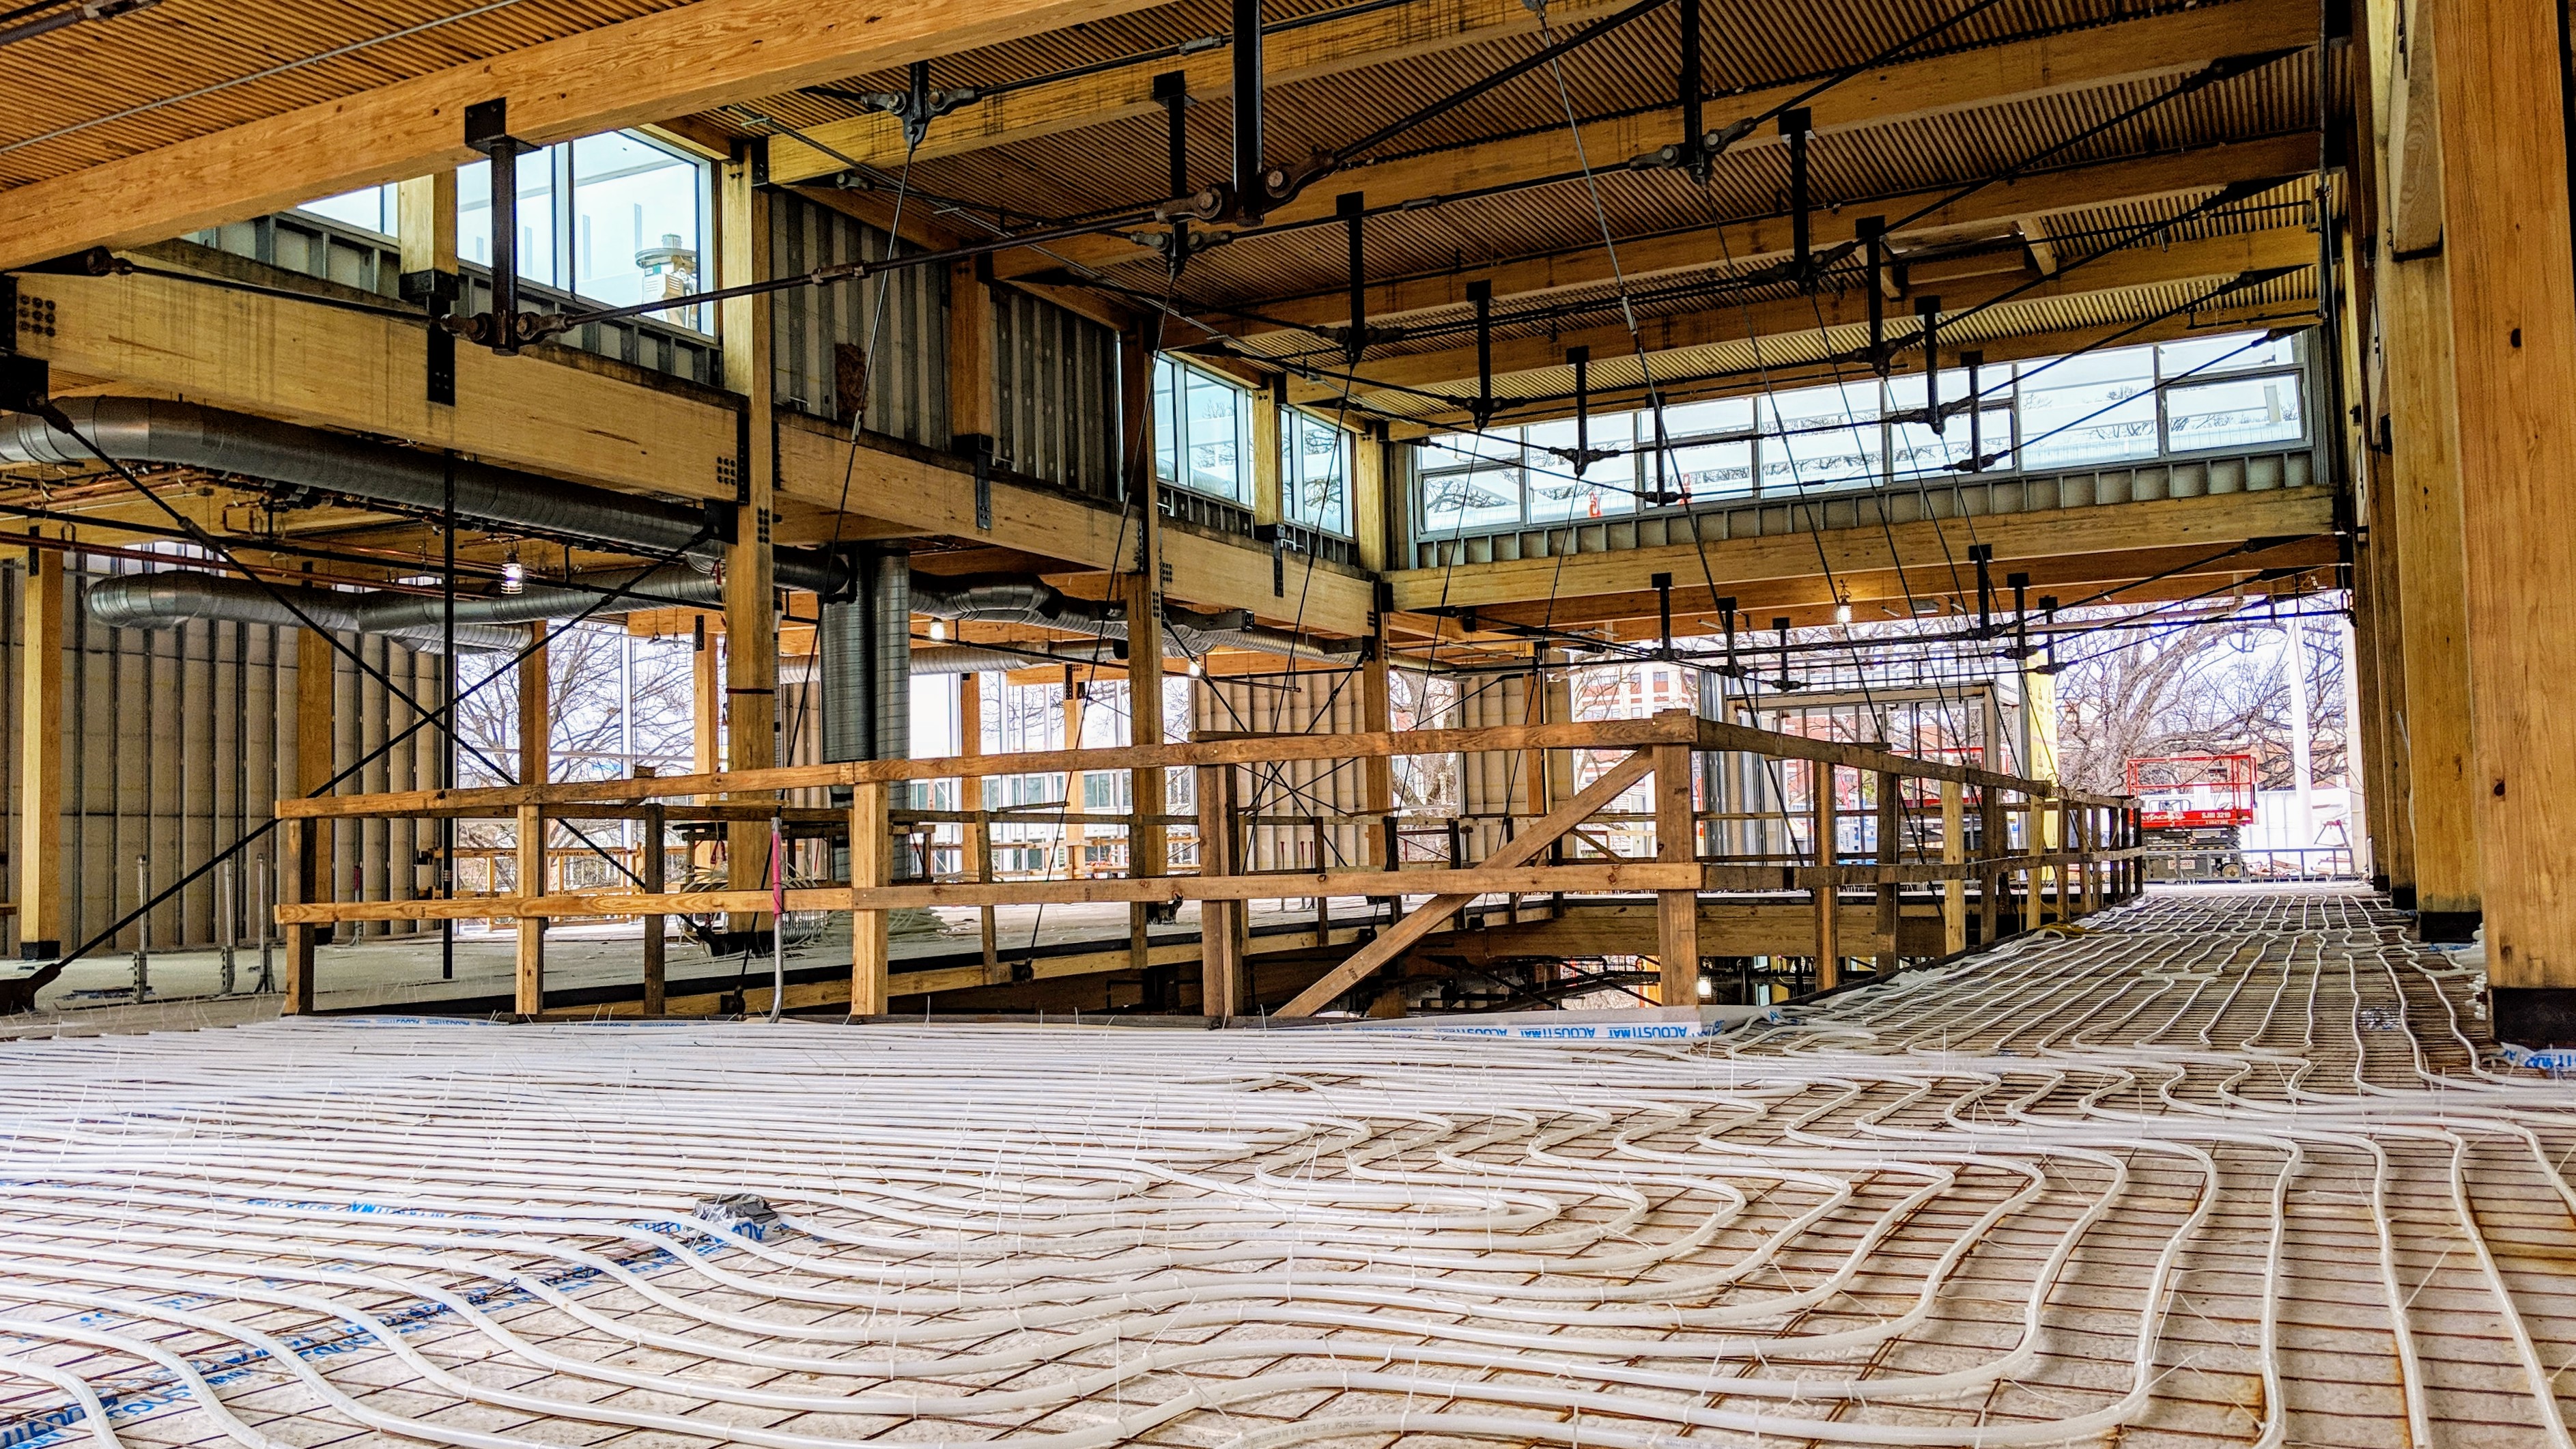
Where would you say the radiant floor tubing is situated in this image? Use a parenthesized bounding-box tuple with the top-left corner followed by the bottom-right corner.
(0, 886, 2568, 1448)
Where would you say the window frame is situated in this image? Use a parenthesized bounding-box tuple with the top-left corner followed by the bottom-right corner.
(1414, 330, 2310, 537)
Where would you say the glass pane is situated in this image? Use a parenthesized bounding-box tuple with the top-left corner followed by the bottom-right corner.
(1760, 380, 1883, 491)
(1523, 414, 1632, 521)
(2015, 348, 2156, 469)
(1152, 358, 1179, 483)
(1421, 466, 1521, 534)
(1180, 369, 1245, 501)
(1886, 370, 2001, 480)
(1424, 429, 1519, 473)
(572, 132, 705, 329)
(458, 152, 558, 285)
(1647, 396, 1753, 503)
(296, 186, 389, 234)
(1288, 414, 1350, 533)
(2165, 374, 2305, 451)
(2158, 329, 2295, 379)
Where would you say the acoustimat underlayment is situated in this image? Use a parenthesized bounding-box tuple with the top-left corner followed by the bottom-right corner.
(0, 887, 2568, 1448)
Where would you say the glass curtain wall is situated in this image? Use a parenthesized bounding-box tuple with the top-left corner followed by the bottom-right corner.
(1419, 328, 2306, 535)
(1152, 356, 1359, 536)
(296, 131, 713, 333)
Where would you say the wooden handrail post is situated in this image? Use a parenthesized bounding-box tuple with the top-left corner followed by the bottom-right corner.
(1813, 761, 1839, 993)
(1308, 815, 1331, 941)
(283, 817, 317, 1014)
(959, 670, 997, 973)
(1195, 761, 1244, 1020)
(1940, 777, 1967, 956)
(849, 781, 890, 1019)
(1873, 769, 1900, 975)
(514, 802, 544, 1017)
(641, 802, 666, 1017)
(2022, 798, 2044, 931)
(1653, 741, 1700, 1006)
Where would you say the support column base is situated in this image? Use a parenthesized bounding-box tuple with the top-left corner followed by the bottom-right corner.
(2370, 873, 2390, 895)
(2390, 884, 2418, 911)
(2492, 987, 2576, 1050)
(18, 941, 57, 961)
(2417, 909, 2482, 944)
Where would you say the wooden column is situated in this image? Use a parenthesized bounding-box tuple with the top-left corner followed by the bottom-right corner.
(691, 617, 720, 775)
(513, 802, 543, 1016)
(640, 800, 666, 1017)
(849, 781, 890, 1018)
(1941, 778, 1968, 956)
(1061, 690, 1088, 877)
(1122, 321, 1157, 493)
(282, 817, 317, 1014)
(1251, 378, 1284, 530)
(1351, 424, 1388, 574)
(1812, 762, 1838, 992)
(295, 626, 337, 948)
(1979, 786, 2004, 944)
(517, 624, 549, 786)
(1652, 742, 1699, 1006)
(1873, 770, 1900, 974)
(16, 545, 63, 960)
(2363, 465, 2418, 905)
(2432, 0, 2576, 1023)
(396, 171, 457, 276)
(2379, 248, 2482, 937)
(948, 258, 997, 447)
(1359, 634, 1396, 872)
(1195, 762, 1245, 1019)
(720, 145, 778, 918)
(1124, 470, 1167, 973)
(959, 671, 997, 972)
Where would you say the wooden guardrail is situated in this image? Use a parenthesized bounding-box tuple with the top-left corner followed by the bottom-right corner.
(272, 710, 2140, 1019)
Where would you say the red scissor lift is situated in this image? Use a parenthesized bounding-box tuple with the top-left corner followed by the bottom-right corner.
(2125, 754, 2257, 880)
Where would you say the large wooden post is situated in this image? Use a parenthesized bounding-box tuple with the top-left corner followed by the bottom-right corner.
(282, 817, 317, 1013)
(1351, 424, 1389, 574)
(720, 144, 778, 925)
(640, 800, 666, 1017)
(948, 258, 996, 448)
(1124, 492, 1167, 973)
(1652, 742, 1699, 1005)
(1979, 785, 2004, 944)
(958, 671, 997, 972)
(849, 781, 890, 1018)
(1873, 770, 1900, 974)
(1941, 778, 1968, 956)
(1812, 762, 1839, 992)
(2363, 462, 2419, 905)
(518, 625, 549, 786)
(2377, 257, 2480, 931)
(1250, 376, 1284, 531)
(16, 544, 63, 961)
(513, 802, 543, 1015)
(295, 626, 337, 948)
(2431, 0, 2576, 1034)
(1060, 690, 1089, 877)
(1195, 762, 1245, 1019)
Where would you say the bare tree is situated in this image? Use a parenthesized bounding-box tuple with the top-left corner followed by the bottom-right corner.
(2053, 609, 2348, 795)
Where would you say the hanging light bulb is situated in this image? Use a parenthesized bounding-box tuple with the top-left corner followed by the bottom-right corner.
(499, 552, 525, 595)
(928, 619, 948, 641)
(1185, 657, 1206, 678)
(1696, 976, 1714, 1000)
(1833, 593, 1853, 625)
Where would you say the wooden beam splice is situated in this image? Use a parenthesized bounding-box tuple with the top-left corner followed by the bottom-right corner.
(1275, 748, 1659, 1018)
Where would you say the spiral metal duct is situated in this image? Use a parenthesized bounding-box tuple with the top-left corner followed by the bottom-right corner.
(0, 397, 845, 593)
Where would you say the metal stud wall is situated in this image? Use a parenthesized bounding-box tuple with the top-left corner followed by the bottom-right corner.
(0, 559, 444, 959)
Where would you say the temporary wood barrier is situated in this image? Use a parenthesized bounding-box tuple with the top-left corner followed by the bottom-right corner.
(274, 710, 2140, 1018)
